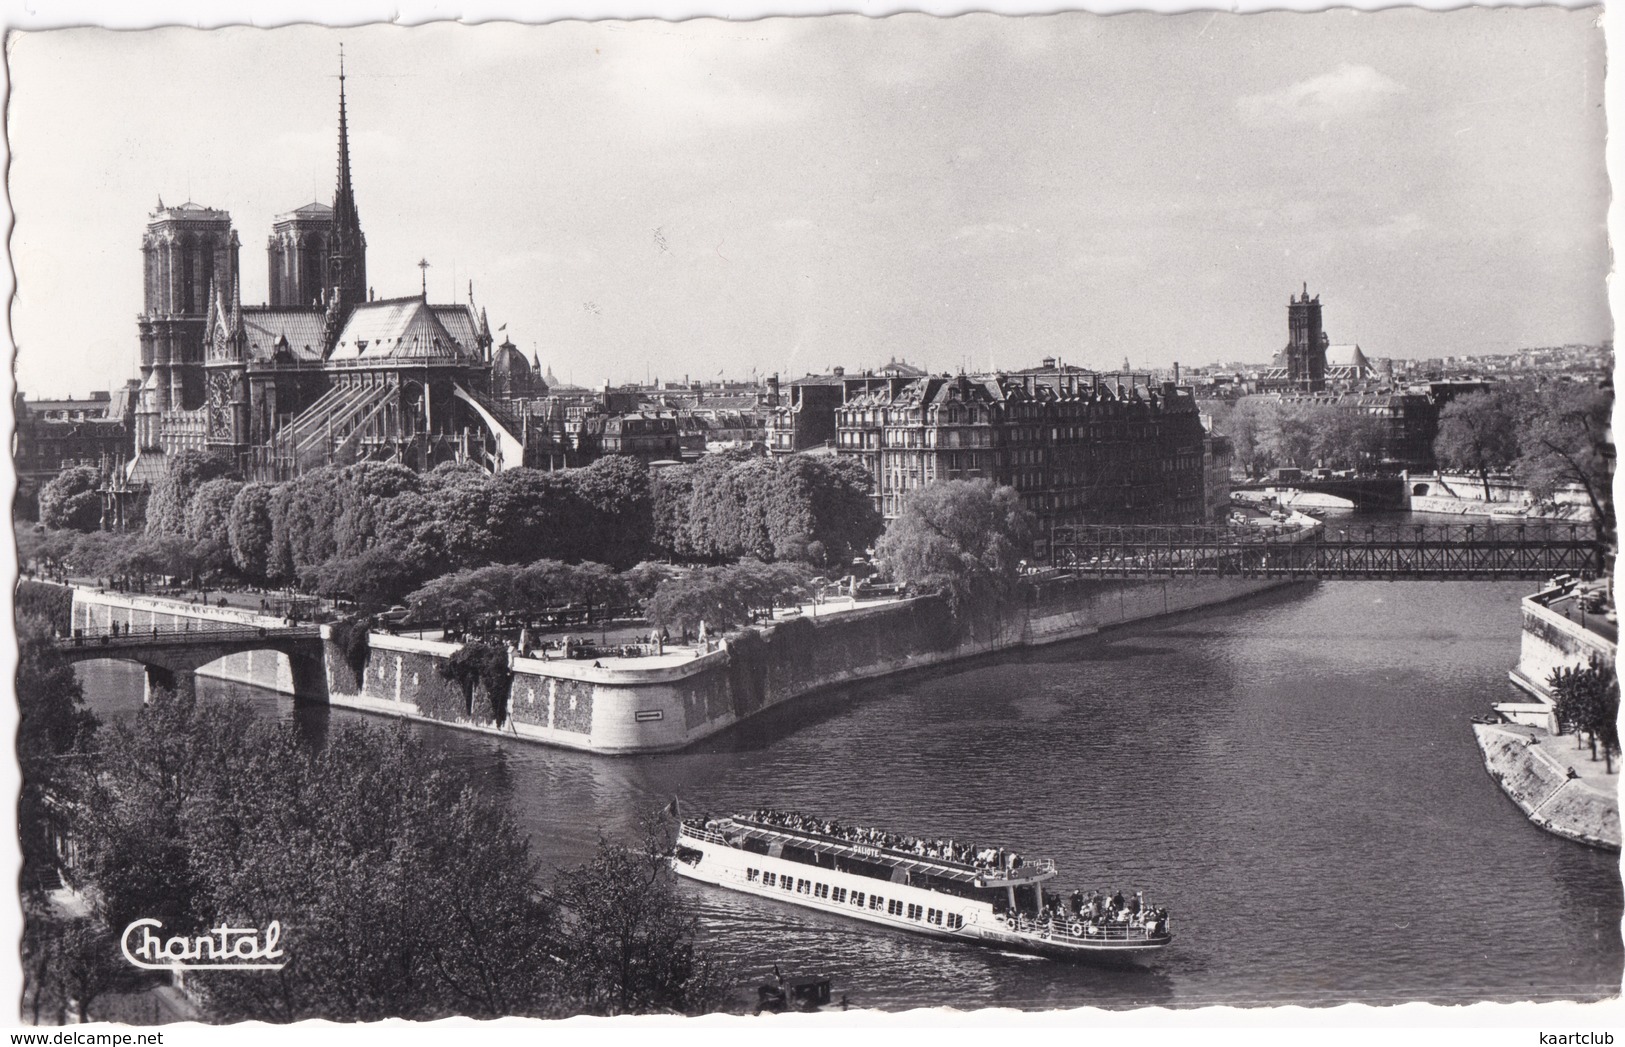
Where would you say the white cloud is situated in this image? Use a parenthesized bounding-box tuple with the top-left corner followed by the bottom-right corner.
(1237, 63, 1405, 126)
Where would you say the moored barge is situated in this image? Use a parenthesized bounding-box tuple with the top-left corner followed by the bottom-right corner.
(671, 809, 1172, 959)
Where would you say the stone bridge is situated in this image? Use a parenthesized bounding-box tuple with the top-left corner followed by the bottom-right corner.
(56, 624, 328, 703)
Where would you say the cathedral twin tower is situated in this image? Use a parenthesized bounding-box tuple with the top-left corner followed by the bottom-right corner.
(137, 58, 368, 430)
(131, 57, 507, 480)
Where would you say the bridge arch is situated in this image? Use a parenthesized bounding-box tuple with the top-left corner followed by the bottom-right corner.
(57, 625, 330, 705)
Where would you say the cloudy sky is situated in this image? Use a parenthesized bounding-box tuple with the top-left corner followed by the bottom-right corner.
(8, 12, 1608, 397)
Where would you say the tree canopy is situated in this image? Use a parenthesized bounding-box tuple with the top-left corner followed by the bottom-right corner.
(38, 466, 103, 532)
(873, 478, 1034, 617)
(1550, 657, 1620, 772)
(69, 689, 730, 1021)
(1435, 390, 1522, 501)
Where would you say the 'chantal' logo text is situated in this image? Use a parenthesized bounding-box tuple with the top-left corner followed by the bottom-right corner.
(121, 918, 287, 970)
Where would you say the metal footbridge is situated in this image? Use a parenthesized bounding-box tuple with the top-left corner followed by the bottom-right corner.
(1050, 521, 1604, 580)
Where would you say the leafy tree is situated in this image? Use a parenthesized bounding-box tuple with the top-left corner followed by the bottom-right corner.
(1513, 382, 1614, 548)
(423, 464, 499, 569)
(17, 616, 99, 893)
(227, 482, 278, 582)
(76, 692, 561, 1021)
(185, 477, 244, 577)
(642, 560, 809, 634)
(21, 909, 124, 1025)
(873, 478, 1034, 618)
(38, 466, 103, 532)
(17, 526, 80, 578)
(144, 450, 237, 537)
(331, 461, 424, 559)
(569, 455, 654, 568)
(314, 545, 428, 611)
(1259, 402, 1323, 471)
(1312, 408, 1388, 472)
(268, 467, 344, 577)
(1435, 389, 1521, 501)
(1550, 657, 1620, 772)
(551, 830, 731, 1016)
(1214, 397, 1278, 477)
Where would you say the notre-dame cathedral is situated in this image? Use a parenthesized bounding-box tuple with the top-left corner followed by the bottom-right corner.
(129, 57, 541, 485)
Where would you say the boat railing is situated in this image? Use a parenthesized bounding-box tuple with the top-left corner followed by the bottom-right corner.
(677, 822, 730, 846)
(993, 912, 1169, 942)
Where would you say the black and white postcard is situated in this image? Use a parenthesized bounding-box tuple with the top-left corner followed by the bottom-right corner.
(4, 6, 1618, 1041)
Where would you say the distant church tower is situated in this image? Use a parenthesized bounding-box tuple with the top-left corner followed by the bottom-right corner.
(325, 50, 367, 312)
(1285, 283, 1329, 392)
(136, 200, 240, 446)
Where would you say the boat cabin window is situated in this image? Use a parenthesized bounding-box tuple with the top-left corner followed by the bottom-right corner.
(815, 883, 830, 899)
(762, 872, 777, 887)
(947, 914, 964, 930)
(926, 908, 944, 926)
(906, 904, 923, 921)
(887, 900, 904, 916)
(832, 887, 847, 903)
(746, 868, 759, 882)
(869, 895, 883, 911)
(796, 878, 811, 895)
(851, 891, 864, 907)
(781, 877, 795, 892)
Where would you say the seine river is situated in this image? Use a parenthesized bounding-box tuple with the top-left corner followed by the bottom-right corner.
(75, 574, 1622, 1011)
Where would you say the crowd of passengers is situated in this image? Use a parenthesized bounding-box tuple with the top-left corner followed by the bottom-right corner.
(720, 809, 1029, 874)
(994, 889, 1171, 939)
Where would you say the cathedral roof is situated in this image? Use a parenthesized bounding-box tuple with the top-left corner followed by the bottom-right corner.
(240, 308, 328, 361)
(328, 297, 473, 364)
(430, 305, 481, 350)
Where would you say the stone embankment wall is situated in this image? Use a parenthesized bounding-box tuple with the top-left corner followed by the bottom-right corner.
(1408, 472, 1595, 521)
(1473, 724, 1620, 851)
(70, 576, 1294, 754)
(1508, 590, 1616, 702)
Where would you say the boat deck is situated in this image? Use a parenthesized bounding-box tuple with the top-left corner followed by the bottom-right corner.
(692, 818, 1056, 886)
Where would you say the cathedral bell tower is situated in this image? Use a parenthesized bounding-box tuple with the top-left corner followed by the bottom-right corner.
(136, 200, 239, 448)
(1285, 283, 1329, 393)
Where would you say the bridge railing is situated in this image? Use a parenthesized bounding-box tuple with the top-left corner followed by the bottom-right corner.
(56, 624, 323, 649)
(1053, 520, 1595, 548)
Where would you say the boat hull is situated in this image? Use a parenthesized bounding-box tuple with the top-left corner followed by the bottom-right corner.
(672, 834, 1170, 961)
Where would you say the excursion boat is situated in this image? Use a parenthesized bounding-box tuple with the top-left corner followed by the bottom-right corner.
(670, 810, 1172, 959)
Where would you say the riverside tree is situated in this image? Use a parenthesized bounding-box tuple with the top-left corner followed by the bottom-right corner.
(18, 616, 111, 1023)
(1434, 390, 1522, 501)
(873, 478, 1035, 618)
(1550, 657, 1620, 772)
(550, 828, 732, 1016)
(1512, 382, 1615, 549)
(70, 688, 729, 1022)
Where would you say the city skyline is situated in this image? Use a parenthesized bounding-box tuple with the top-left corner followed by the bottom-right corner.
(9, 12, 1610, 399)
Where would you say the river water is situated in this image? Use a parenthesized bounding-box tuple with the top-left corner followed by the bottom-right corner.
(74, 574, 1622, 1011)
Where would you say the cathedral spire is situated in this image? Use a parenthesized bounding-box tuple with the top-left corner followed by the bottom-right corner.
(327, 44, 367, 310)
